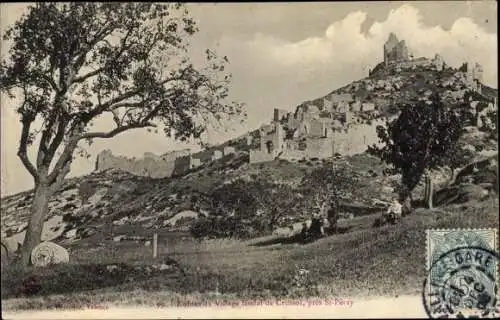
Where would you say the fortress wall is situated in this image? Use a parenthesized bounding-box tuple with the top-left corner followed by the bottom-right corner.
(328, 120, 385, 156)
(249, 150, 275, 164)
(95, 149, 191, 178)
(281, 138, 333, 160)
(172, 156, 192, 176)
(309, 121, 329, 137)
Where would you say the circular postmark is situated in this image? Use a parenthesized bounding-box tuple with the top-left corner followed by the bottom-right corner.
(423, 246, 500, 318)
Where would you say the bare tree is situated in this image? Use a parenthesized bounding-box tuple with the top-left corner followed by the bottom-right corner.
(0, 3, 244, 266)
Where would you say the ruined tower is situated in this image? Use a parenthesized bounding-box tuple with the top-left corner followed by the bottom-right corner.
(383, 33, 409, 66)
(466, 62, 484, 89)
(434, 54, 444, 71)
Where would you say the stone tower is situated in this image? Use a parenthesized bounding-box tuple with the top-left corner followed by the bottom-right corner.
(384, 33, 409, 66)
(474, 63, 483, 83)
(434, 54, 444, 71)
(273, 122, 285, 153)
(466, 62, 483, 89)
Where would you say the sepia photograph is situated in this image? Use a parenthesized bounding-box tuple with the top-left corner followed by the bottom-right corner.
(1, 1, 498, 319)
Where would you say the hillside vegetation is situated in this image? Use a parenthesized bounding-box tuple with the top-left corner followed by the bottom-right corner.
(1, 59, 498, 311)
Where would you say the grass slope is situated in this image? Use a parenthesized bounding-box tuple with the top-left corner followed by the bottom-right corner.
(2, 196, 498, 311)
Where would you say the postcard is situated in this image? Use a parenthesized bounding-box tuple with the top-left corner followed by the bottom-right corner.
(1, 2, 498, 319)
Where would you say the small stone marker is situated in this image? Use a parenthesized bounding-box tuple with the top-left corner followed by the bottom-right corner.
(113, 235, 125, 242)
(145, 240, 151, 247)
(31, 241, 69, 267)
(153, 233, 158, 258)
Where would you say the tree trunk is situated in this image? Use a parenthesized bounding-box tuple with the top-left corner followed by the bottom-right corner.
(20, 183, 52, 266)
(424, 174, 434, 209)
(449, 168, 456, 186)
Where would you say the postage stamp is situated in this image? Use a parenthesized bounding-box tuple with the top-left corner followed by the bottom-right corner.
(423, 229, 500, 318)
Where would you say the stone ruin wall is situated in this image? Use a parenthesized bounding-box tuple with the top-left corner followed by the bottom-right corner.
(249, 149, 276, 164)
(281, 138, 333, 161)
(334, 119, 386, 155)
(95, 149, 191, 178)
(277, 118, 387, 161)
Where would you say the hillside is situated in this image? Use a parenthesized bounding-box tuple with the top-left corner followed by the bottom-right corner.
(2, 51, 498, 250)
(2, 129, 497, 251)
(1, 54, 499, 312)
(0, 152, 387, 245)
(298, 64, 497, 118)
(2, 187, 498, 310)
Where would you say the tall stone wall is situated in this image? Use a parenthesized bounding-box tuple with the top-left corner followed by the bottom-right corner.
(274, 108, 289, 122)
(281, 138, 334, 161)
(95, 149, 191, 178)
(249, 150, 276, 164)
(248, 116, 387, 163)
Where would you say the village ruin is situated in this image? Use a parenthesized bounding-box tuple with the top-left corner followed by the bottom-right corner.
(95, 32, 494, 175)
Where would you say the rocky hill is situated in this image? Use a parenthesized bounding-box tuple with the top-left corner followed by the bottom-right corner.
(2, 133, 497, 252)
(1, 46, 498, 253)
(299, 62, 497, 117)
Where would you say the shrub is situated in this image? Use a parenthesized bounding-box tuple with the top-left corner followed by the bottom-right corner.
(189, 216, 254, 239)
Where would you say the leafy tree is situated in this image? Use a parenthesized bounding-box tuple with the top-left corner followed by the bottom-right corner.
(209, 178, 296, 231)
(368, 93, 464, 207)
(209, 179, 260, 219)
(191, 178, 298, 238)
(251, 179, 297, 231)
(299, 164, 357, 228)
(0, 3, 244, 265)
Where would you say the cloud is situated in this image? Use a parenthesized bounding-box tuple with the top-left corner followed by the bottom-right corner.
(220, 4, 497, 87)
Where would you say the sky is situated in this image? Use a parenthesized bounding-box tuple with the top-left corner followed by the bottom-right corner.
(0, 1, 498, 196)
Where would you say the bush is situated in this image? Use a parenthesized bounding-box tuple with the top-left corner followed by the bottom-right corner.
(78, 181, 95, 205)
(189, 216, 255, 239)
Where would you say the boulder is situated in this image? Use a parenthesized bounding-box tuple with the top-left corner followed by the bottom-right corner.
(113, 235, 125, 242)
(65, 228, 77, 239)
(31, 241, 69, 267)
(434, 183, 490, 206)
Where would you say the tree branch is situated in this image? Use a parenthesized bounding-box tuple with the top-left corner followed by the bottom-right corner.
(72, 27, 134, 85)
(49, 157, 72, 193)
(17, 117, 39, 181)
(45, 115, 69, 165)
(41, 73, 60, 93)
(46, 137, 79, 185)
(85, 74, 181, 120)
(80, 122, 156, 140)
(72, 68, 104, 84)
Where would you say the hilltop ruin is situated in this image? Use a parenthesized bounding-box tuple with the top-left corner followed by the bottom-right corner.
(95, 32, 496, 175)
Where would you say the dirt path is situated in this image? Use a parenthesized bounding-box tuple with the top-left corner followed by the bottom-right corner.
(2, 295, 425, 319)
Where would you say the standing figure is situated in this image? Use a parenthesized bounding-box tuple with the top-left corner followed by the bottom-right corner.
(300, 222, 309, 241)
(327, 199, 340, 234)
